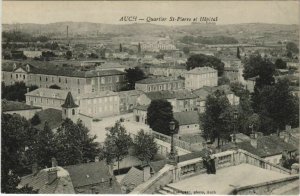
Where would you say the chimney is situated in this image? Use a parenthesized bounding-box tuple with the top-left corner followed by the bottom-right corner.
(26, 87, 29, 93)
(32, 163, 38, 175)
(47, 168, 58, 184)
(250, 133, 257, 148)
(95, 156, 99, 162)
(51, 157, 57, 168)
(143, 166, 151, 182)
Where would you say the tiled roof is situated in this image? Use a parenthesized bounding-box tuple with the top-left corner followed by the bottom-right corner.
(34, 108, 62, 130)
(120, 167, 144, 187)
(19, 167, 75, 194)
(144, 91, 176, 100)
(192, 88, 210, 101)
(118, 90, 144, 97)
(134, 105, 149, 111)
(64, 161, 122, 194)
(61, 92, 79, 108)
(25, 88, 72, 100)
(174, 111, 200, 126)
(172, 89, 198, 100)
(236, 135, 298, 157)
(79, 90, 118, 99)
(2, 100, 41, 112)
(136, 77, 183, 84)
(186, 67, 217, 74)
(2, 62, 125, 78)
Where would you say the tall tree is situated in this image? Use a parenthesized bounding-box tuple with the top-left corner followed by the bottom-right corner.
(243, 54, 274, 80)
(286, 42, 299, 53)
(201, 90, 233, 147)
(133, 130, 158, 164)
(119, 43, 123, 52)
(237, 47, 241, 59)
(138, 42, 141, 53)
(1, 113, 36, 193)
(147, 99, 174, 135)
(186, 54, 225, 76)
(123, 67, 146, 90)
(65, 50, 72, 60)
(275, 58, 287, 69)
(182, 47, 190, 55)
(103, 121, 132, 175)
(55, 119, 100, 166)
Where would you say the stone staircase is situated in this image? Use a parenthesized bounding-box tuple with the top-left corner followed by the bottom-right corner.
(156, 185, 178, 194)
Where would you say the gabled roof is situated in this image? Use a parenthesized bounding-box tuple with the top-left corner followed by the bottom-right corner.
(144, 91, 176, 100)
(19, 167, 75, 194)
(120, 167, 144, 187)
(2, 100, 41, 112)
(136, 77, 183, 84)
(237, 135, 297, 157)
(174, 111, 200, 126)
(172, 89, 198, 100)
(25, 88, 72, 100)
(134, 105, 149, 111)
(64, 161, 122, 194)
(186, 67, 217, 74)
(62, 92, 79, 108)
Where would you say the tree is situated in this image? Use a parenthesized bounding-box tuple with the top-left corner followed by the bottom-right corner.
(65, 50, 72, 60)
(1, 113, 36, 193)
(49, 84, 61, 89)
(133, 130, 158, 164)
(287, 51, 293, 59)
(2, 82, 38, 102)
(119, 43, 123, 52)
(147, 99, 174, 135)
(138, 42, 141, 53)
(237, 47, 241, 59)
(182, 47, 190, 55)
(123, 67, 146, 90)
(275, 58, 287, 69)
(286, 42, 299, 53)
(103, 121, 132, 175)
(55, 119, 100, 166)
(252, 79, 299, 133)
(201, 90, 233, 147)
(186, 54, 225, 76)
(25, 122, 57, 168)
(30, 113, 41, 126)
(89, 53, 99, 59)
(218, 76, 230, 85)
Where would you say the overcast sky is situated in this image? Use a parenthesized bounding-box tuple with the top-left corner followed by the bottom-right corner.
(3, 1, 299, 25)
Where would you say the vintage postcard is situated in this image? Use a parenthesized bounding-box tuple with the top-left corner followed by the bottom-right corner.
(1, 0, 299, 195)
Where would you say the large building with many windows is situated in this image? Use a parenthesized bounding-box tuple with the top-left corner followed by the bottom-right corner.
(2, 62, 127, 95)
(135, 77, 184, 92)
(185, 67, 218, 90)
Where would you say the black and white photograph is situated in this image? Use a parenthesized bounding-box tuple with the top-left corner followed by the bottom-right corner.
(1, 0, 299, 194)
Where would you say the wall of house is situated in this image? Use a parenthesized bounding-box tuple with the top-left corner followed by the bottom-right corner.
(133, 109, 147, 124)
(79, 95, 120, 118)
(178, 124, 201, 135)
(185, 72, 218, 90)
(26, 95, 66, 110)
(175, 98, 197, 112)
(4, 108, 42, 120)
(135, 80, 184, 93)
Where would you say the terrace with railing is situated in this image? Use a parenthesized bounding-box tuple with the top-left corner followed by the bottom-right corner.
(130, 149, 296, 194)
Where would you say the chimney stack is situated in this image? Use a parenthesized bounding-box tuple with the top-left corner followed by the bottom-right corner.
(250, 133, 257, 148)
(47, 168, 58, 184)
(51, 157, 57, 168)
(32, 163, 38, 175)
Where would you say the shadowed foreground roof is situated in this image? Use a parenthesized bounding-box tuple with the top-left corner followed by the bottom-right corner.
(34, 108, 62, 130)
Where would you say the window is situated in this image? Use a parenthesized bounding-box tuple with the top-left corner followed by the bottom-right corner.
(78, 89, 80, 94)
(46, 77, 48, 82)
(92, 88, 95, 92)
(16, 74, 18, 79)
(41, 98, 43, 103)
(59, 77, 61, 83)
(101, 77, 105, 84)
(116, 76, 119, 82)
(52, 77, 54, 82)
(72, 109, 75, 115)
(46, 99, 49, 104)
(77, 79, 80, 85)
(23, 75, 25, 79)
(11, 74, 12, 79)
(40, 76, 41, 81)
(65, 109, 67, 115)
(65, 78, 68, 83)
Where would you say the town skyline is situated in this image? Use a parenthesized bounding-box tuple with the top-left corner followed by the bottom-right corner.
(3, 1, 299, 25)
